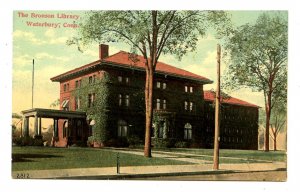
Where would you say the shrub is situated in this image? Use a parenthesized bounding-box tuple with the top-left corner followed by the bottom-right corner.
(152, 138, 176, 148)
(127, 135, 143, 147)
(105, 138, 129, 147)
(13, 137, 44, 146)
(174, 141, 190, 148)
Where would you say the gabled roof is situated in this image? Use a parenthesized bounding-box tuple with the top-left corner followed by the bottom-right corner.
(51, 51, 212, 84)
(204, 90, 260, 108)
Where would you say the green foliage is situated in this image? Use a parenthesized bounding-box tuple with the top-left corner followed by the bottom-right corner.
(127, 135, 143, 147)
(68, 11, 231, 61)
(224, 12, 287, 97)
(104, 138, 129, 147)
(174, 140, 190, 148)
(13, 137, 44, 147)
(49, 98, 60, 109)
(152, 138, 176, 148)
(72, 73, 111, 143)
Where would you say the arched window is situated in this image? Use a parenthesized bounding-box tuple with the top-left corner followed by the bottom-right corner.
(118, 120, 128, 137)
(184, 123, 192, 140)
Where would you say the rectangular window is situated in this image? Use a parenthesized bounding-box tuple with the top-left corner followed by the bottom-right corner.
(66, 83, 69, 91)
(79, 79, 81, 87)
(189, 102, 193, 111)
(163, 99, 166, 110)
(190, 86, 193, 93)
(162, 82, 167, 89)
(125, 95, 130, 107)
(118, 94, 122, 106)
(89, 76, 93, 84)
(63, 84, 67, 92)
(118, 76, 122, 83)
(185, 86, 188, 92)
(156, 99, 161, 110)
(184, 101, 188, 110)
(157, 81, 161, 88)
(125, 77, 129, 84)
(75, 80, 79, 88)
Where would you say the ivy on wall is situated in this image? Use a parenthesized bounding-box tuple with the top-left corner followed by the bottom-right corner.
(72, 71, 111, 144)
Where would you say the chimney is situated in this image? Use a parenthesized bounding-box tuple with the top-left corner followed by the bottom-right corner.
(99, 44, 109, 59)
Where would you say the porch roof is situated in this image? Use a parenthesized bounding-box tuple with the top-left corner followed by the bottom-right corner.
(21, 108, 87, 119)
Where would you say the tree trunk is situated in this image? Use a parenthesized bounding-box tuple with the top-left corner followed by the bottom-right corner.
(144, 68, 154, 157)
(273, 136, 277, 151)
(264, 92, 272, 152)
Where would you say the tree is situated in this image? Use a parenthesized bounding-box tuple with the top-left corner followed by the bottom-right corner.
(68, 10, 230, 157)
(224, 13, 287, 151)
(269, 97, 286, 151)
(50, 98, 60, 109)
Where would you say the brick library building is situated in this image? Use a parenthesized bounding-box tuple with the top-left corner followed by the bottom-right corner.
(49, 44, 259, 150)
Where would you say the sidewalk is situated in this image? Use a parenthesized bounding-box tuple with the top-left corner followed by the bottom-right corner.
(11, 162, 286, 179)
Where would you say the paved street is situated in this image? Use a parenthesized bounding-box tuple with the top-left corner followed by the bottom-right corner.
(131, 170, 287, 181)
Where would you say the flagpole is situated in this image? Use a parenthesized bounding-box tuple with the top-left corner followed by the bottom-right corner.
(32, 59, 34, 109)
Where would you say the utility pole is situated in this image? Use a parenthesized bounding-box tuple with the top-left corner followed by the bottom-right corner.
(213, 44, 221, 170)
(32, 59, 34, 109)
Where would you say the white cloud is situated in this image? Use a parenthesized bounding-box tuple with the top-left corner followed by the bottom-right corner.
(44, 29, 55, 38)
(13, 54, 32, 67)
(13, 30, 46, 45)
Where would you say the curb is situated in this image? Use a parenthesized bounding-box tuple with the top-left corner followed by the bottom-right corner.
(47, 169, 237, 180)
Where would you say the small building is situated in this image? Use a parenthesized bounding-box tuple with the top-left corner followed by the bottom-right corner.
(49, 44, 259, 149)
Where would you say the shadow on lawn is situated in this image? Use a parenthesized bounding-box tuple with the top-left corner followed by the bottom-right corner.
(12, 154, 63, 163)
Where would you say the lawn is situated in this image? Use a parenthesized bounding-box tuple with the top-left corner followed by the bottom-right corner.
(12, 146, 192, 171)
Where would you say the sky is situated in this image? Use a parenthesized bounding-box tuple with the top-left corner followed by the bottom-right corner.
(12, 10, 283, 114)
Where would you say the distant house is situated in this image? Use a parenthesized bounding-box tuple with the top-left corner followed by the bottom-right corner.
(50, 44, 259, 149)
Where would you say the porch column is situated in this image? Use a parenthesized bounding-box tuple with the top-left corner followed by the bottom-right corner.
(53, 118, 58, 137)
(34, 115, 38, 137)
(23, 117, 29, 137)
(163, 121, 168, 139)
(38, 117, 42, 136)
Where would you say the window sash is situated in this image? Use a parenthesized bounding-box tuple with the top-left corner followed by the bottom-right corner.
(157, 81, 161, 88)
(118, 94, 122, 106)
(156, 99, 161, 110)
(118, 76, 122, 82)
(125, 95, 130, 107)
